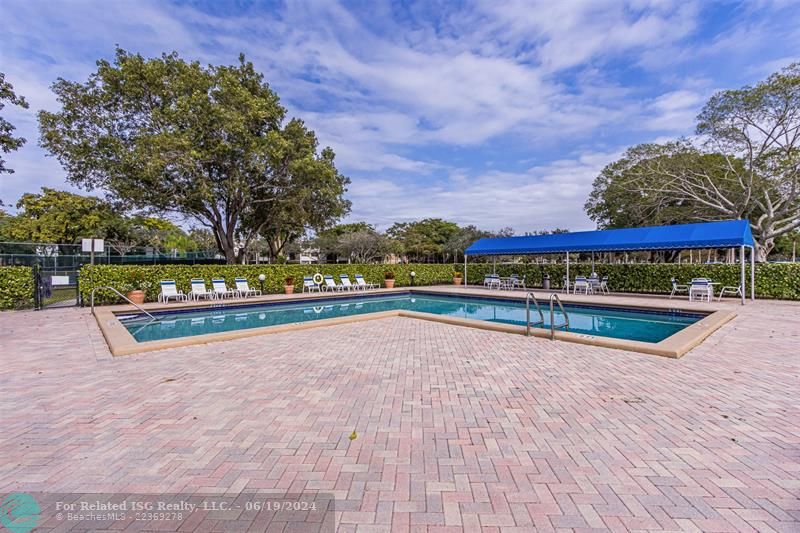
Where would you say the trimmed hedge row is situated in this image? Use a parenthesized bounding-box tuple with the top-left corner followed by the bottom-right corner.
(76, 261, 800, 305)
(0, 267, 34, 310)
(461, 262, 800, 300)
(79, 264, 457, 304)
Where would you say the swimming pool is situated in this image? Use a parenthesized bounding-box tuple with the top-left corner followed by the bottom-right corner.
(119, 292, 703, 344)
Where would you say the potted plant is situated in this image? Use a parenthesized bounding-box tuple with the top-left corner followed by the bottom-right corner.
(284, 277, 295, 294)
(125, 271, 147, 304)
(453, 271, 463, 285)
(384, 271, 395, 289)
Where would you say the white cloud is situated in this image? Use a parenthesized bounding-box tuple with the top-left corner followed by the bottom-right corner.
(345, 150, 623, 232)
(644, 89, 706, 132)
(1, 0, 797, 231)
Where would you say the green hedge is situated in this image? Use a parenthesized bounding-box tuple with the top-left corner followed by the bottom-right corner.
(76, 261, 800, 304)
(80, 264, 459, 304)
(0, 267, 34, 310)
(460, 262, 800, 300)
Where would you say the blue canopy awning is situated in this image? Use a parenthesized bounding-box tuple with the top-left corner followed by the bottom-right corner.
(465, 220, 755, 256)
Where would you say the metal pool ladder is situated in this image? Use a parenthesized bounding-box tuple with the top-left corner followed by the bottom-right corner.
(90, 286, 157, 321)
(526, 292, 570, 340)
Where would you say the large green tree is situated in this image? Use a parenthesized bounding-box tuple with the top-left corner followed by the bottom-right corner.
(387, 218, 460, 262)
(312, 222, 375, 261)
(39, 48, 350, 263)
(586, 141, 749, 229)
(0, 72, 29, 175)
(5, 188, 124, 245)
(586, 64, 800, 260)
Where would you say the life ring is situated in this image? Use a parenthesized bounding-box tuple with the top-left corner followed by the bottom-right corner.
(313, 273, 324, 285)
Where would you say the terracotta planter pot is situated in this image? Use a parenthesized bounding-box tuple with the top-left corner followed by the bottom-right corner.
(127, 290, 145, 304)
(453, 277, 463, 285)
(384, 279, 395, 289)
(284, 285, 295, 294)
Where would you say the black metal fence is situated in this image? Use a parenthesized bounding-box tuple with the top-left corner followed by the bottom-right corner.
(1, 241, 225, 269)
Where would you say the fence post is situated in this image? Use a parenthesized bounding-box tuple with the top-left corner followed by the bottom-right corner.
(76, 262, 83, 307)
(33, 263, 42, 310)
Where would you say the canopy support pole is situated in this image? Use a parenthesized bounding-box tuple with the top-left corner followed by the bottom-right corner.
(464, 253, 468, 290)
(493, 256, 496, 275)
(750, 246, 755, 301)
(740, 245, 746, 305)
(566, 252, 570, 292)
(591, 251, 595, 274)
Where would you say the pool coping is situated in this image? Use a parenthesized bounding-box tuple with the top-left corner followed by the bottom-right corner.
(93, 287, 736, 358)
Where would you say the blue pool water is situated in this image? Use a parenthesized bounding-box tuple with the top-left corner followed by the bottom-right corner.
(120, 292, 702, 344)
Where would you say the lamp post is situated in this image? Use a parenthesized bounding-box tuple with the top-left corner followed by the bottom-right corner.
(258, 273, 266, 293)
(410, 271, 416, 286)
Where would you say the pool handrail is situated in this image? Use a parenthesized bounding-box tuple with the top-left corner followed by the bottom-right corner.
(549, 293, 569, 340)
(90, 286, 157, 321)
(525, 292, 545, 335)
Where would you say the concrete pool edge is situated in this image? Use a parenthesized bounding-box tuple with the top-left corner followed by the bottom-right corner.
(93, 288, 735, 358)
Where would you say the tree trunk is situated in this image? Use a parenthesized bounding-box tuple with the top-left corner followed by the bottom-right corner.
(755, 240, 772, 262)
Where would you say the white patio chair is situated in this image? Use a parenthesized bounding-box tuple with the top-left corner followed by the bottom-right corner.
(718, 284, 742, 301)
(689, 279, 713, 302)
(355, 274, 378, 290)
(669, 278, 689, 299)
(302, 276, 320, 292)
(322, 275, 345, 291)
(484, 274, 501, 289)
(190, 278, 215, 301)
(235, 278, 261, 297)
(158, 280, 187, 303)
(339, 274, 357, 291)
(212, 278, 239, 299)
(598, 275, 610, 294)
(573, 276, 592, 295)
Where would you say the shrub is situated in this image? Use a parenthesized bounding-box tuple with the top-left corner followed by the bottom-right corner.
(384, 271, 395, 280)
(79, 264, 456, 304)
(0, 267, 34, 310)
(75, 261, 800, 304)
(463, 262, 800, 300)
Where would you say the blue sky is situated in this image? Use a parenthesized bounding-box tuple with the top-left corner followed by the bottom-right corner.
(1, 0, 799, 233)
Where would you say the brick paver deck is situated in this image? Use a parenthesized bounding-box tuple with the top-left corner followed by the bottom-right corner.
(0, 297, 798, 532)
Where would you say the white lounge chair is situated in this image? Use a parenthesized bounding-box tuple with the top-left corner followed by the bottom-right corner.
(158, 280, 187, 303)
(212, 278, 239, 299)
(322, 275, 344, 291)
(689, 278, 713, 302)
(355, 274, 378, 290)
(302, 276, 321, 292)
(190, 279, 216, 301)
(669, 278, 689, 299)
(339, 274, 357, 291)
(235, 278, 261, 297)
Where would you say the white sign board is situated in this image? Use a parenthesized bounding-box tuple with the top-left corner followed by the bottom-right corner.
(81, 238, 104, 253)
(51, 275, 70, 286)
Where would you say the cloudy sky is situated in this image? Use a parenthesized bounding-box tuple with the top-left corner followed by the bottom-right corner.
(1, 0, 798, 233)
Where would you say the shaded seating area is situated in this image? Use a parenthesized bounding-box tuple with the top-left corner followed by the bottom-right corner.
(464, 220, 757, 305)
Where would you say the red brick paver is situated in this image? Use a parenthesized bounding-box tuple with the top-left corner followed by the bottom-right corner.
(0, 299, 798, 532)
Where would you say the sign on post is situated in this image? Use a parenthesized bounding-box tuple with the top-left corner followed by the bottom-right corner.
(82, 238, 105, 265)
